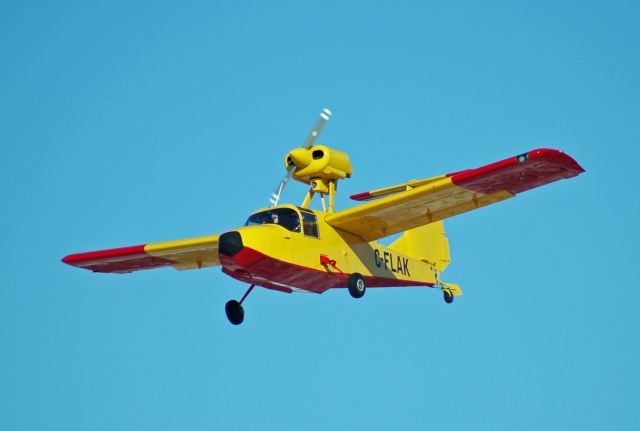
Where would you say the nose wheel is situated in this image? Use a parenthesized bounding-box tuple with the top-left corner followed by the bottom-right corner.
(225, 300, 244, 325)
(225, 284, 255, 325)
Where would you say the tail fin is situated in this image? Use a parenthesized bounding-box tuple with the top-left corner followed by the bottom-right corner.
(388, 221, 451, 272)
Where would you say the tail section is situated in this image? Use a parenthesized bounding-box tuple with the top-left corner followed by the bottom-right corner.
(389, 220, 451, 272)
(389, 221, 462, 297)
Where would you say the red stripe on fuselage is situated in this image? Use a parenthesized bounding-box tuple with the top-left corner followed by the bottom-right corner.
(220, 246, 433, 294)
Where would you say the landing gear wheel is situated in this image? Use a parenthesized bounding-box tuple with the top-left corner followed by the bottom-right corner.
(443, 289, 454, 304)
(347, 273, 366, 299)
(225, 300, 244, 325)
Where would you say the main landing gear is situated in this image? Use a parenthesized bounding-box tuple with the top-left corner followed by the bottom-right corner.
(347, 273, 366, 298)
(347, 274, 455, 304)
(225, 284, 255, 325)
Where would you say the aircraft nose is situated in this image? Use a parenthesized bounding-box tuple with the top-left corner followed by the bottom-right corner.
(219, 231, 243, 257)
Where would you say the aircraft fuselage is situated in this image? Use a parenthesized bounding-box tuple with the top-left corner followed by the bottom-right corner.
(218, 205, 437, 294)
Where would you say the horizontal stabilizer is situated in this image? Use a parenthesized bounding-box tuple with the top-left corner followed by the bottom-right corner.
(442, 283, 463, 296)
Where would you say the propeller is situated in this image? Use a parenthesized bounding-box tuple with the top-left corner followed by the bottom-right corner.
(269, 108, 332, 206)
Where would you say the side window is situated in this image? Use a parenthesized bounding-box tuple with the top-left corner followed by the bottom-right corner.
(301, 211, 319, 238)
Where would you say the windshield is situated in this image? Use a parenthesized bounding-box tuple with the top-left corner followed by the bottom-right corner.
(244, 208, 301, 233)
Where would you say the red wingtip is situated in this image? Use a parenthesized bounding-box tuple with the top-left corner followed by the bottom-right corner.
(350, 191, 373, 201)
(62, 245, 148, 266)
(450, 148, 585, 195)
(61, 244, 174, 273)
(527, 148, 585, 174)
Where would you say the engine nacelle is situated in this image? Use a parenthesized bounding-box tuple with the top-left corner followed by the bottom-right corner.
(285, 145, 353, 185)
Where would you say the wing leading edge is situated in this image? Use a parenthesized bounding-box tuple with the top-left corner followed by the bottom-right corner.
(62, 235, 220, 274)
(327, 148, 584, 242)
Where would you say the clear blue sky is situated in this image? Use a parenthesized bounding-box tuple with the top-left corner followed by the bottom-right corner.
(2, 1, 639, 429)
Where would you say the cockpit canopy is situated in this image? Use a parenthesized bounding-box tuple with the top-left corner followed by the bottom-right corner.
(244, 208, 301, 233)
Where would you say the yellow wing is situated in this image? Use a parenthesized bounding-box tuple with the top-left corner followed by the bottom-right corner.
(326, 149, 584, 242)
(62, 234, 220, 273)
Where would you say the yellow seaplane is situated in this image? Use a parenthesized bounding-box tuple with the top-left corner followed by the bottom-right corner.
(62, 109, 585, 325)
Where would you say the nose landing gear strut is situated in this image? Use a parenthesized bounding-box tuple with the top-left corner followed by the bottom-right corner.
(225, 284, 255, 325)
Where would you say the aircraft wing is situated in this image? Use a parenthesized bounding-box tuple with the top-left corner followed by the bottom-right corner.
(62, 234, 220, 273)
(326, 148, 584, 242)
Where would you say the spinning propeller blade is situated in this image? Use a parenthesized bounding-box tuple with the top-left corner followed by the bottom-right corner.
(269, 108, 332, 206)
(302, 107, 332, 149)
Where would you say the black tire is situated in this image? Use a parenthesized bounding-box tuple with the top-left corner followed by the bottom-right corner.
(443, 289, 454, 304)
(225, 300, 244, 325)
(347, 273, 366, 299)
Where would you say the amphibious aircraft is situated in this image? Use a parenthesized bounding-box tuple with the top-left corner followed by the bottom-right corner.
(62, 109, 585, 325)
